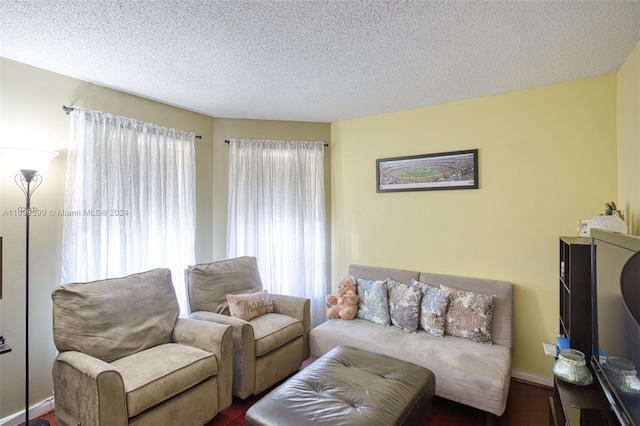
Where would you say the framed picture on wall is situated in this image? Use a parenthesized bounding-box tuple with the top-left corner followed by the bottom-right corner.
(376, 149, 478, 193)
(577, 220, 590, 237)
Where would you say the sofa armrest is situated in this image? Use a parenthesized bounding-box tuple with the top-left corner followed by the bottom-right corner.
(53, 351, 127, 426)
(189, 311, 257, 399)
(271, 294, 311, 360)
(172, 317, 234, 410)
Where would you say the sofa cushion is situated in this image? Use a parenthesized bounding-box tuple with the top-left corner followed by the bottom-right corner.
(309, 317, 512, 417)
(112, 343, 218, 417)
(52, 268, 179, 363)
(356, 278, 391, 326)
(227, 290, 274, 321)
(441, 285, 495, 345)
(387, 279, 422, 333)
(187, 256, 263, 315)
(250, 313, 304, 357)
(412, 280, 451, 337)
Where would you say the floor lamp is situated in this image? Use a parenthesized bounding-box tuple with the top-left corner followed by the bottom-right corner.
(2, 148, 58, 426)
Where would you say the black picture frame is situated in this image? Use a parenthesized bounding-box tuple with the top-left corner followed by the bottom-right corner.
(376, 149, 478, 193)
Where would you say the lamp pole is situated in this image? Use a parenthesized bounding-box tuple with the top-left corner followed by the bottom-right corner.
(1, 147, 57, 425)
(15, 170, 49, 426)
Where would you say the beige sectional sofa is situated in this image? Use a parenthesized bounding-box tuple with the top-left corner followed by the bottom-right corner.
(310, 264, 513, 419)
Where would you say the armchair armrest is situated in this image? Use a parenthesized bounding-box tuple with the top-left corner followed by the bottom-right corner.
(172, 318, 233, 410)
(190, 311, 249, 328)
(189, 311, 257, 399)
(172, 317, 232, 353)
(271, 294, 311, 360)
(53, 351, 127, 426)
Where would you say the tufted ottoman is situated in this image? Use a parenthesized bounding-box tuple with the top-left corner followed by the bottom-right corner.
(245, 345, 435, 426)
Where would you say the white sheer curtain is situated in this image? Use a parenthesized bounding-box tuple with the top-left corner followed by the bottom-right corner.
(61, 108, 196, 316)
(227, 139, 327, 328)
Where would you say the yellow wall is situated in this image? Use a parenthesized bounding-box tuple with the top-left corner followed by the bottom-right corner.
(618, 39, 640, 234)
(331, 75, 618, 379)
(0, 58, 330, 419)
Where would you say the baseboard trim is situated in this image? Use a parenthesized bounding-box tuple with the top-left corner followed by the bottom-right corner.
(0, 372, 552, 424)
(512, 369, 553, 388)
(0, 397, 55, 426)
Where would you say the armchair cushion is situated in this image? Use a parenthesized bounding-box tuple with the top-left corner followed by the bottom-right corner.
(111, 343, 218, 417)
(187, 256, 263, 315)
(52, 268, 179, 363)
(250, 313, 304, 357)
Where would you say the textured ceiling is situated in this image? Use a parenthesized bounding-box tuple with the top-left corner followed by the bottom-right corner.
(1, 1, 640, 123)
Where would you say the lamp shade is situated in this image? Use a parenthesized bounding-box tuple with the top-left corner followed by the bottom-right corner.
(0, 148, 58, 173)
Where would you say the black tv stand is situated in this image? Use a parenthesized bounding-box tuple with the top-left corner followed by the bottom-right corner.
(549, 376, 615, 425)
(552, 237, 616, 425)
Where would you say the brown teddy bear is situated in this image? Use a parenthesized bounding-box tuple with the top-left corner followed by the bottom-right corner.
(326, 276, 359, 320)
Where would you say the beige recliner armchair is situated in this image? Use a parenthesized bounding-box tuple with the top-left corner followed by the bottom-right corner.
(51, 268, 233, 426)
(185, 256, 310, 399)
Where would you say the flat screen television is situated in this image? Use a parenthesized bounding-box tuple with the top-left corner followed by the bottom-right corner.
(591, 228, 640, 425)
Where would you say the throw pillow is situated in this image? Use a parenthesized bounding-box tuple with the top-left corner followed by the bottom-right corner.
(411, 279, 451, 337)
(387, 279, 422, 332)
(356, 278, 391, 326)
(441, 285, 495, 345)
(226, 290, 274, 321)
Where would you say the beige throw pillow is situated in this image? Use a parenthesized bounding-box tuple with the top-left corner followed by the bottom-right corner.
(226, 290, 274, 321)
(441, 284, 495, 345)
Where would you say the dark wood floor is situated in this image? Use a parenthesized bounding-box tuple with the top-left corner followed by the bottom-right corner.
(40, 377, 553, 426)
(430, 379, 553, 425)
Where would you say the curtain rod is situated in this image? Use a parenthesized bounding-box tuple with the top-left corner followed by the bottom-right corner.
(225, 139, 328, 147)
(62, 105, 202, 139)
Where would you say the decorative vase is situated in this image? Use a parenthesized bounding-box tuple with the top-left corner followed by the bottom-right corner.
(604, 357, 640, 395)
(587, 214, 628, 234)
(552, 348, 593, 386)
